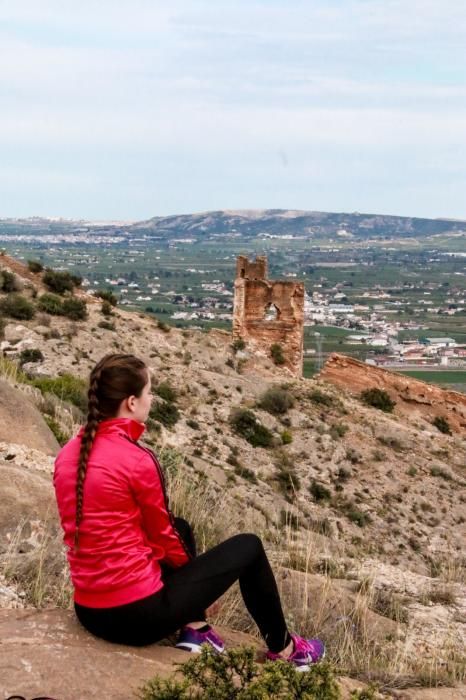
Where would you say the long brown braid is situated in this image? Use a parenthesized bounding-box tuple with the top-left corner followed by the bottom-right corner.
(74, 353, 148, 550)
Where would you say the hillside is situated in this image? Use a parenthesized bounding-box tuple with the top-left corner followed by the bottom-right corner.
(0, 255, 465, 698)
(2, 208, 466, 242)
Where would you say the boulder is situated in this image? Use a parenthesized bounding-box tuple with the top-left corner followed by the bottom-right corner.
(3, 323, 30, 344)
(0, 462, 56, 538)
(0, 379, 59, 455)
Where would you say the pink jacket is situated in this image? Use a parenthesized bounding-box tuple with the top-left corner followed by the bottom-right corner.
(53, 418, 190, 608)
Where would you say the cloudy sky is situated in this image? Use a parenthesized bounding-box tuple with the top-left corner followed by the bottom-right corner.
(1, 0, 465, 220)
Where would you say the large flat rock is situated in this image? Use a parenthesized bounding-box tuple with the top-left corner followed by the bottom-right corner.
(0, 608, 258, 700)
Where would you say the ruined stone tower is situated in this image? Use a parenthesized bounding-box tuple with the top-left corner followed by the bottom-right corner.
(233, 255, 305, 377)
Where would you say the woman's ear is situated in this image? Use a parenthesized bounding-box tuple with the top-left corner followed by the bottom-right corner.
(126, 395, 137, 413)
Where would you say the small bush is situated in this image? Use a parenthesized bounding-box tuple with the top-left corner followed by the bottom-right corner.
(270, 342, 285, 365)
(137, 646, 341, 700)
(101, 300, 114, 317)
(231, 338, 246, 354)
(258, 386, 294, 415)
(186, 419, 200, 430)
(347, 508, 371, 527)
(281, 429, 293, 445)
(62, 297, 87, 320)
(0, 269, 19, 292)
(338, 499, 371, 527)
(329, 422, 348, 439)
(310, 480, 332, 502)
(430, 466, 453, 481)
(43, 415, 69, 446)
(360, 387, 395, 413)
(94, 289, 118, 306)
(150, 401, 180, 428)
(229, 408, 273, 448)
(0, 293, 35, 320)
(97, 320, 115, 331)
(308, 388, 334, 407)
(154, 381, 177, 403)
(432, 416, 452, 435)
(345, 448, 362, 465)
(27, 260, 44, 273)
(234, 463, 258, 484)
(31, 374, 88, 411)
(157, 319, 171, 332)
(42, 268, 77, 294)
(377, 435, 404, 452)
(37, 293, 64, 315)
(337, 466, 351, 481)
(19, 348, 44, 366)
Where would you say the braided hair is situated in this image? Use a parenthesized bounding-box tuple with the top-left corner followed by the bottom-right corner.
(74, 353, 148, 549)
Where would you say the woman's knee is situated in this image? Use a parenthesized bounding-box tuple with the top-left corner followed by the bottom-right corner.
(233, 533, 264, 559)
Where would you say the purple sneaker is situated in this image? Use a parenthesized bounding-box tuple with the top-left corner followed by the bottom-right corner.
(175, 625, 225, 654)
(266, 633, 325, 672)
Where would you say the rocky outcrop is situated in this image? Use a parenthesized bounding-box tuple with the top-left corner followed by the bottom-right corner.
(0, 609, 259, 700)
(319, 353, 466, 434)
(0, 380, 59, 455)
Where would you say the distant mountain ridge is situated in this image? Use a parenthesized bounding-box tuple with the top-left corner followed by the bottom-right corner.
(1, 209, 466, 240)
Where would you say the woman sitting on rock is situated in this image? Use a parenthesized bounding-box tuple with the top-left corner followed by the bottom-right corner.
(53, 353, 325, 670)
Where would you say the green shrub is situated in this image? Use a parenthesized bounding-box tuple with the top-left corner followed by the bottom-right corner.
(62, 297, 87, 320)
(27, 260, 44, 273)
(229, 408, 274, 448)
(338, 499, 371, 527)
(31, 374, 88, 412)
(137, 646, 341, 700)
(43, 415, 69, 446)
(430, 466, 453, 481)
(0, 293, 35, 320)
(186, 419, 200, 430)
(258, 386, 294, 415)
(270, 342, 285, 365)
(377, 435, 403, 451)
(157, 319, 171, 332)
(329, 422, 348, 439)
(432, 416, 452, 435)
(154, 381, 177, 403)
(97, 320, 115, 331)
(347, 508, 371, 527)
(37, 293, 64, 315)
(19, 348, 44, 366)
(308, 388, 334, 407)
(231, 338, 246, 354)
(310, 480, 332, 502)
(42, 268, 77, 294)
(281, 429, 293, 445)
(0, 269, 18, 292)
(234, 463, 258, 484)
(101, 300, 113, 317)
(150, 400, 180, 428)
(94, 289, 118, 306)
(360, 387, 395, 413)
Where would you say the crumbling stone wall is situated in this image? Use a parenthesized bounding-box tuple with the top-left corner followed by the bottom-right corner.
(233, 255, 304, 376)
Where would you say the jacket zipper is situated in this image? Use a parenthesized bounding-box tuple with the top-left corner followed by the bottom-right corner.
(124, 436, 193, 561)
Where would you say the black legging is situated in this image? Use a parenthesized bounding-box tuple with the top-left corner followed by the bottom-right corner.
(74, 518, 291, 653)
